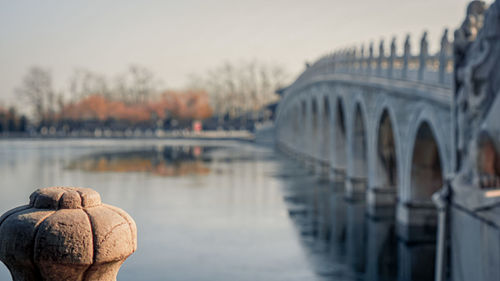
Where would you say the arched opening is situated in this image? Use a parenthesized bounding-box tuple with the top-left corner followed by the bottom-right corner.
(312, 99, 319, 140)
(401, 121, 443, 281)
(376, 110, 398, 191)
(311, 99, 319, 159)
(301, 101, 307, 147)
(352, 104, 367, 183)
(322, 97, 331, 162)
(293, 105, 300, 136)
(334, 99, 347, 178)
(410, 122, 443, 202)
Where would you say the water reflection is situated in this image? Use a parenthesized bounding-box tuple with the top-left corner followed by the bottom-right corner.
(278, 160, 435, 281)
(67, 146, 213, 177)
(0, 140, 437, 281)
(0, 140, 322, 281)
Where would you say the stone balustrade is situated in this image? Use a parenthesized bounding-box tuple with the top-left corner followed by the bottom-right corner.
(288, 30, 454, 95)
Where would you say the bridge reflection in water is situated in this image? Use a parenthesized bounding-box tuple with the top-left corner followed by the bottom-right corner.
(278, 159, 435, 281)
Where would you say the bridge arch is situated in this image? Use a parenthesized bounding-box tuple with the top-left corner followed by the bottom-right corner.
(311, 96, 321, 161)
(352, 102, 368, 184)
(320, 95, 332, 164)
(374, 108, 399, 193)
(409, 121, 444, 202)
(333, 97, 347, 180)
(300, 100, 307, 149)
(404, 107, 449, 203)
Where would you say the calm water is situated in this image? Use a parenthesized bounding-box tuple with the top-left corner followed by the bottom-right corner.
(0, 139, 433, 281)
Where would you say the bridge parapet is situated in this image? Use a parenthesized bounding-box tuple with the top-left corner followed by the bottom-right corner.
(289, 30, 454, 96)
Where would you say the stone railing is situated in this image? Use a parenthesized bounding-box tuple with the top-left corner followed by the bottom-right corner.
(288, 29, 454, 94)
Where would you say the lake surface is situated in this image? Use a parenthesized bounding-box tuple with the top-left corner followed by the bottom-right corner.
(0, 139, 433, 281)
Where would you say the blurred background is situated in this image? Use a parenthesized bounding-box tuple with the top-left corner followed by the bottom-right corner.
(0, 1, 488, 281)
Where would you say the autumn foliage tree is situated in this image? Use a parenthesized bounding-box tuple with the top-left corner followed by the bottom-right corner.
(58, 90, 212, 125)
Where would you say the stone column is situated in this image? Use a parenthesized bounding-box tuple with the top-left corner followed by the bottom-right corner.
(0, 187, 137, 281)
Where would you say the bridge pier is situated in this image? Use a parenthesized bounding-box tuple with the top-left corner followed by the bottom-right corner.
(365, 214, 397, 281)
(397, 239, 436, 281)
(330, 167, 346, 184)
(366, 187, 397, 217)
(396, 201, 437, 242)
(345, 199, 367, 273)
(345, 176, 367, 201)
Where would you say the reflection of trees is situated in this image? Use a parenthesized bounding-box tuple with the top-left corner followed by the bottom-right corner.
(67, 146, 213, 177)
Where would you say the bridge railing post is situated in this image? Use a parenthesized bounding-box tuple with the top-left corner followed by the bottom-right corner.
(377, 39, 385, 76)
(0, 187, 137, 281)
(402, 34, 411, 80)
(438, 29, 451, 84)
(388, 37, 396, 78)
(359, 45, 365, 73)
(418, 31, 429, 81)
(368, 42, 374, 75)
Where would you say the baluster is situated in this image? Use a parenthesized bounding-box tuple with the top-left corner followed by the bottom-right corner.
(351, 47, 357, 73)
(403, 34, 411, 79)
(388, 37, 396, 78)
(360, 45, 365, 73)
(439, 29, 451, 84)
(368, 42, 374, 75)
(418, 31, 428, 81)
(377, 39, 384, 76)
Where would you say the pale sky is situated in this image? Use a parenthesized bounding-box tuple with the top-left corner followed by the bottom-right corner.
(0, 0, 485, 107)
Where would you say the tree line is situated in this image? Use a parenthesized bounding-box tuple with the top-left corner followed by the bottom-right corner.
(1, 60, 288, 135)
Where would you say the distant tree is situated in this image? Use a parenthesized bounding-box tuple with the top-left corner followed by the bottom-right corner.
(18, 115, 27, 132)
(114, 65, 162, 104)
(0, 110, 4, 133)
(7, 107, 17, 131)
(16, 67, 55, 122)
(189, 60, 289, 118)
(69, 69, 110, 100)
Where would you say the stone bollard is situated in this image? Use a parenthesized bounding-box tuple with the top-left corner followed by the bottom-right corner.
(0, 187, 137, 281)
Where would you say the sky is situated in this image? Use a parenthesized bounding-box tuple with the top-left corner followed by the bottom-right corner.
(0, 0, 487, 108)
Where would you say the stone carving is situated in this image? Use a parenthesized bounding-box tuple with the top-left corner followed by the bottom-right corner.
(0, 187, 137, 281)
(453, 0, 500, 189)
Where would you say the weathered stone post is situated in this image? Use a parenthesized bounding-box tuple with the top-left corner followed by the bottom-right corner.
(388, 37, 396, 78)
(0, 187, 137, 281)
(359, 45, 365, 72)
(402, 34, 411, 79)
(367, 42, 374, 74)
(438, 29, 451, 84)
(418, 31, 428, 81)
(377, 39, 384, 76)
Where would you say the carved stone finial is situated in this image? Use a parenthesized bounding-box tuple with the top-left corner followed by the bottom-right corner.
(402, 34, 411, 78)
(0, 187, 137, 281)
(420, 31, 429, 57)
(418, 31, 429, 80)
(379, 39, 385, 57)
(390, 37, 397, 56)
(388, 37, 397, 77)
(440, 28, 451, 53)
(404, 34, 411, 55)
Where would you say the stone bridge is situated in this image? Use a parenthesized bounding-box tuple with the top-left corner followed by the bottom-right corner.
(275, 31, 455, 239)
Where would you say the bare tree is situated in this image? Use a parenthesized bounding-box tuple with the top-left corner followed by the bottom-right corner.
(69, 69, 110, 100)
(190, 60, 289, 118)
(16, 67, 54, 122)
(114, 65, 162, 104)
